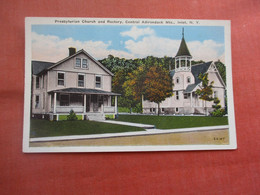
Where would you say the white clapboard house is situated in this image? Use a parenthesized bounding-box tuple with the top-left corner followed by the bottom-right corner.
(31, 48, 119, 121)
(142, 33, 226, 115)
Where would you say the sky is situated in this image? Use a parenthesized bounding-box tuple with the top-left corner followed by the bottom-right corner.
(31, 25, 225, 63)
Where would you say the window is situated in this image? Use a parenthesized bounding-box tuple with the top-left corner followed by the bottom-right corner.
(36, 77, 40, 89)
(176, 77, 180, 84)
(150, 108, 152, 112)
(76, 58, 81, 68)
(35, 95, 39, 108)
(78, 74, 85, 87)
(184, 93, 188, 99)
(175, 107, 179, 113)
(181, 60, 185, 67)
(58, 72, 65, 86)
(187, 77, 191, 83)
(95, 76, 101, 88)
(214, 91, 218, 98)
(60, 94, 69, 106)
(176, 91, 179, 100)
(82, 59, 88, 68)
(153, 108, 155, 112)
(161, 108, 165, 112)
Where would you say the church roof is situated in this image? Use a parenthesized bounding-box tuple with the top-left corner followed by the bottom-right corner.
(175, 37, 192, 57)
(185, 61, 212, 92)
(170, 61, 213, 93)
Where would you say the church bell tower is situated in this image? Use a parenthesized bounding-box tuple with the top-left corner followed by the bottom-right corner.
(175, 28, 192, 72)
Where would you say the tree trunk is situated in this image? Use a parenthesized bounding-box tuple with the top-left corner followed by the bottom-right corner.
(157, 103, 160, 116)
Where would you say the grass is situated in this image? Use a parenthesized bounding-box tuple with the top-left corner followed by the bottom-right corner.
(58, 114, 83, 120)
(30, 119, 144, 138)
(115, 115, 228, 129)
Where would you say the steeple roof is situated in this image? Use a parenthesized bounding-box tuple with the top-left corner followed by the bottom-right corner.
(175, 30, 192, 57)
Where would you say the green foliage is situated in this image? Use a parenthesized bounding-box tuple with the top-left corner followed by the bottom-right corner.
(115, 115, 228, 129)
(59, 114, 82, 121)
(195, 73, 214, 102)
(211, 108, 226, 117)
(211, 97, 226, 117)
(30, 119, 144, 138)
(67, 110, 78, 121)
(144, 64, 173, 115)
(214, 60, 226, 85)
(132, 103, 143, 113)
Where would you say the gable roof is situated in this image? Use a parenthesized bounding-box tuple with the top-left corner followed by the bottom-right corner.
(175, 37, 192, 57)
(170, 61, 213, 93)
(184, 61, 212, 92)
(32, 49, 113, 76)
(32, 61, 55, 75)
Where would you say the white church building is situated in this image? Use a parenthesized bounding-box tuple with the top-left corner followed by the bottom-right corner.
(142, 32, 226, 115)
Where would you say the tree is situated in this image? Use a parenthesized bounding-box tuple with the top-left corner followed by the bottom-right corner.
(211, 97, 226, 117)
(195, 73, 214, 115)
(144, 65, 173, 116)
(214, 60, 226, 84)
(123, 64, 147, 102)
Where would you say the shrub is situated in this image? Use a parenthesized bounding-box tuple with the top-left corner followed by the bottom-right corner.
(210, 98, 226, 117)
(211, 108, 226, 117)
(67, 110, 78, 121)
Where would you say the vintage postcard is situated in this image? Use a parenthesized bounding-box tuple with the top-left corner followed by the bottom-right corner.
(23, 17, 236, 152)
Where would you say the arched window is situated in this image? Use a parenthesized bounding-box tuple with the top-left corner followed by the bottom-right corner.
(176, 77, 180, 84)
(187, 76, 191, 83)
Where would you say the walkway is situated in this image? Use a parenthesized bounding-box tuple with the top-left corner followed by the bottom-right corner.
(97, 120, 155, 129)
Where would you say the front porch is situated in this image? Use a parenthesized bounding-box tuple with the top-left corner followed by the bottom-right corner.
(48, 88, 120, 120)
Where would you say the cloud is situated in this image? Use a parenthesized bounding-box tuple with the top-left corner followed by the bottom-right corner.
(31, 32, 134, 62)
(124, 35, 224, 62)
(188, 40, 224, 62)
(124, 36, 180, 58)
(31, 31, 224, 63)
(120, 26, 155, 40)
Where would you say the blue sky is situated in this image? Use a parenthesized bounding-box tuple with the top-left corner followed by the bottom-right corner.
(31, 25, 225, 62)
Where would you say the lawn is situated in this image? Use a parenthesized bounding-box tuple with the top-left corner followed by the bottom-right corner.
(115, 115, 228, 129)
(30, 119, 144, 138)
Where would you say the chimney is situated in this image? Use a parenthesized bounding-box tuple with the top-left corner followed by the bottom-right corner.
(68, 47, 76, 56)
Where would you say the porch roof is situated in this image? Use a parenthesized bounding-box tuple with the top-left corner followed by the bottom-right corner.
(50, 88, 120, 96)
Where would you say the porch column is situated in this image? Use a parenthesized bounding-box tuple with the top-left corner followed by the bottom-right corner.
(53, 92, 57, 114)
(115, 96, 118, 114)
(83, 94, 86, 114)
(190, 92, 193, 107)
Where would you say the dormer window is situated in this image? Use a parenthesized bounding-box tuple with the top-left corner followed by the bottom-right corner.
(75, 58, 88, 69)
(82, 59, 88, 69)
(76, 58, 81, 68)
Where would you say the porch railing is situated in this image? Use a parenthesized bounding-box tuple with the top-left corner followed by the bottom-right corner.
(103, 106, 115, 113)
(55, 106, 84, 113)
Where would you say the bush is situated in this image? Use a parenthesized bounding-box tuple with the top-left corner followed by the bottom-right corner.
(210, 98, 225, 117)
(211, 108, 226, 117)
(132, 103, 143, 113)
(67, 110, 78, 121)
